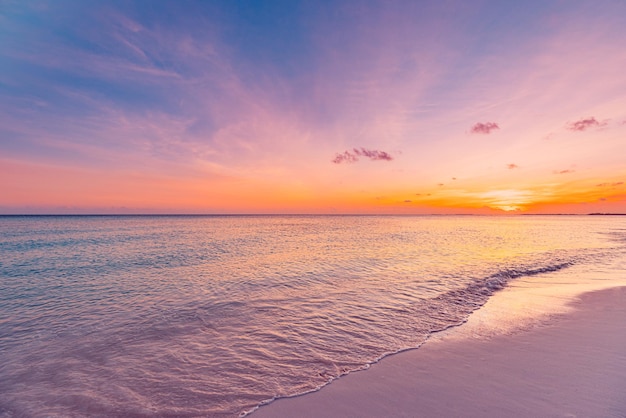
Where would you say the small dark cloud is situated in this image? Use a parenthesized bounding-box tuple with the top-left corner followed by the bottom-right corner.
(332, 151, 358, 164)
(507, 163, 519, 170)
(452, 177, 457, 180)
(353, 148, 393, 161)
(437, 183, 444, 187)
(470, 122, 499, 134)
(566, 117, 607, 131)
(404, 200, 412, 203)
(332, 148, 393, 164)
(596, 182, 624, 187)
(599, 198, 607, 201)
(554, 169, 574, 174)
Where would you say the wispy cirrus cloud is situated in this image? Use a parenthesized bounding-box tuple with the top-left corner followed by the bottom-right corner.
(332, 148, 393, 164)
(554, 169, 574, 174)
(566, 117, 607, 131)
(507, 163, 519, 169)
(470, 122, 499, 134)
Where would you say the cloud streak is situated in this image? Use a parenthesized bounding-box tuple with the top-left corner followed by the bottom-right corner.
(470, 122, 499, 134)
(332, 148, 393, 164)
(596, 182, 624, 187)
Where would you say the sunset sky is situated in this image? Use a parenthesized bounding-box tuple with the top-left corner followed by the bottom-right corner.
(1, 0, 625, 214)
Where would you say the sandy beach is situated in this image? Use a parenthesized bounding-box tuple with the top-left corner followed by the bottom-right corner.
(252, 286, 626, 418)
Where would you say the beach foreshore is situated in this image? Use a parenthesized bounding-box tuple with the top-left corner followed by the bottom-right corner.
(252, 285, 626, 417)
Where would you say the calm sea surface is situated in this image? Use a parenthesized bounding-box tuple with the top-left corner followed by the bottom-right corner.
(1, 215, 625, 417)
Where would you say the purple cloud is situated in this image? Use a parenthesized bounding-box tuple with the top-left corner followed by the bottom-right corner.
(353, 148, 393, 161)
(507, 163, 519, 169)
(470, 122, 499, 134)
(331, 151, 359, 164)
(566, 117, 607, 131)
(332, 148, 393, 164)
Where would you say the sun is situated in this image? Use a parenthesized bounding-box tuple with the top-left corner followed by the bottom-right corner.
(478, 189, 533, 212)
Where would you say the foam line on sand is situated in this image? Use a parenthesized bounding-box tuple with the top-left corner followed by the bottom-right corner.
(252, 286, 626, 417)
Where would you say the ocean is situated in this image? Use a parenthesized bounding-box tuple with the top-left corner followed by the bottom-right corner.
(1, 215, 625, 417)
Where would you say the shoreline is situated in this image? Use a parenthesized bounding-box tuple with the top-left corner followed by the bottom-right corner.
(252, 285, 626, 417)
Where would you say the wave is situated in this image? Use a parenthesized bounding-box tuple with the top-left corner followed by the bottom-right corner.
(241, 260, 575, 417)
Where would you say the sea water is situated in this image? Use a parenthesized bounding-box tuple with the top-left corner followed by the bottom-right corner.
(1, 215, 625, 417)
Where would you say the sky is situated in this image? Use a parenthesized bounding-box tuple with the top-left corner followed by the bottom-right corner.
(1, 0, 625, 214)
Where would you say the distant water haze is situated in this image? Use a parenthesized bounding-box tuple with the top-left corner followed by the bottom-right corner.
(1, 215, 625, 416)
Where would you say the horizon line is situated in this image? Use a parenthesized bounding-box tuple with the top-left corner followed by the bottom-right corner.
(1, 213, 624, 217)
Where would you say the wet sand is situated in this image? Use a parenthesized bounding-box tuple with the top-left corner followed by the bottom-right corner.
(252, 286, 626, 417)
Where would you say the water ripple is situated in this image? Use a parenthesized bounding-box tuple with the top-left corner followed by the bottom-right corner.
(1, 215, 625, 417)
